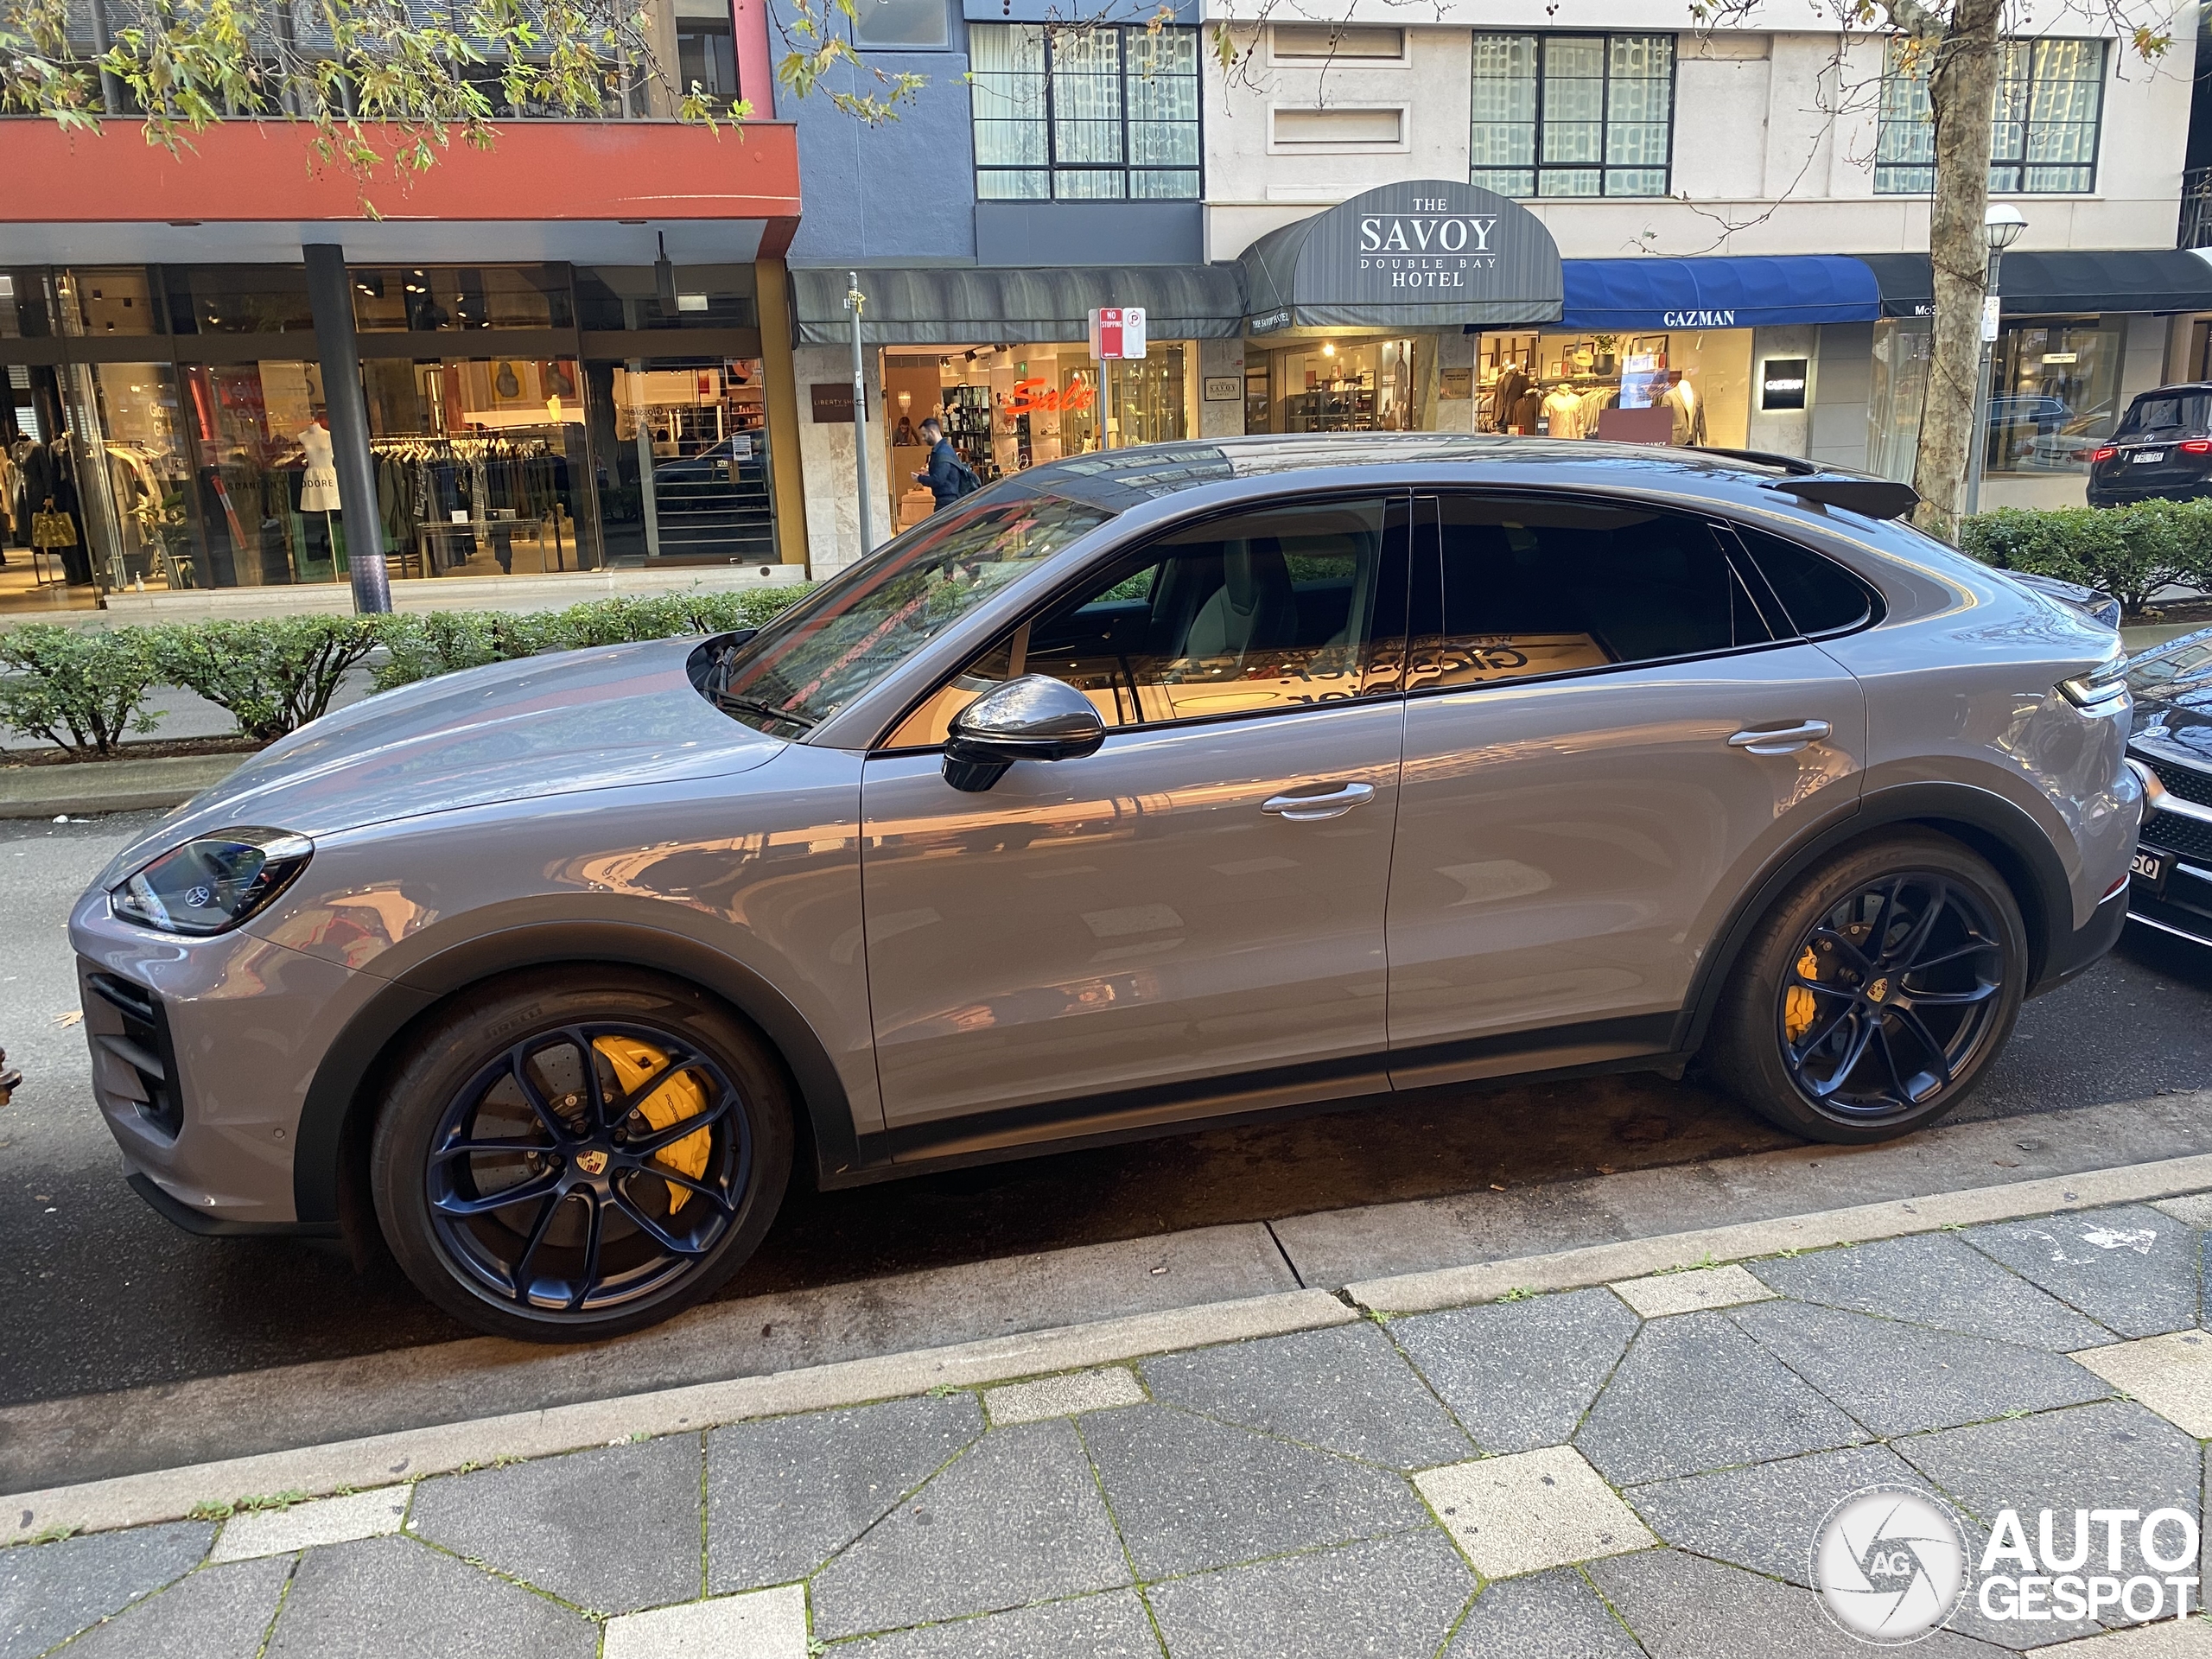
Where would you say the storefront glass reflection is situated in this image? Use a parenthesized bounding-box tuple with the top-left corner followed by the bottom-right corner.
(71, 362, 190, 591)
(183, 361, 340, 588)
(1986, 320, 2123, 474)
(359, 356, 594, 576)
(1474, 327, 1748, 446)
(588, 357, 775, 565)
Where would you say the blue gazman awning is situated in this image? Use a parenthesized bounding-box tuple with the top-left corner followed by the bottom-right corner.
(1560, 256, 1883, 331)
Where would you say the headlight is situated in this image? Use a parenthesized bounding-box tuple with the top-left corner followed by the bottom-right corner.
(2059, 650, 2129, 714)
(110, 828, 314, 936)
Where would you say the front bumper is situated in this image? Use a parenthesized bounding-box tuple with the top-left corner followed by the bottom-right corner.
(70, 887, 379, 1234)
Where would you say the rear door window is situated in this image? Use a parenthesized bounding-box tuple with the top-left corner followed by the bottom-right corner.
(1408, 494, 1780, 692)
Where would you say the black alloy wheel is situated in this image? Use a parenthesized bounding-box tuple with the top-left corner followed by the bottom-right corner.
(1710, 832, 2027, 1144)
(372, 970, 792, 1341)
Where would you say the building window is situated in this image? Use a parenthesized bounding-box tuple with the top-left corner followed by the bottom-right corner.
(970, 23, 1201, 201)
(1875, 37, 2106, 194)
(1470, 33, 1674, 199)
(1272, 24, 1406, 61)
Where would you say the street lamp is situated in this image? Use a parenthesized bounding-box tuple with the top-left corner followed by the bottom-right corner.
(1964, 204, 2029, 518)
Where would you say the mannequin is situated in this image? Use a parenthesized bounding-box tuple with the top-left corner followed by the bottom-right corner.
(1662, 372, 1706, 446)
(1541, 383, 1588, 440)
(299, 421, 341, 512)
(1490, 365, 1531, 431)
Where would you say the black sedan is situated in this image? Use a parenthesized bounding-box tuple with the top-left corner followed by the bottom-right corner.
(2125, 626, 2212, 944)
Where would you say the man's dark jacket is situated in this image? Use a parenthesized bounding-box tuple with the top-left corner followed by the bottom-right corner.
(920, 436, 967, 509)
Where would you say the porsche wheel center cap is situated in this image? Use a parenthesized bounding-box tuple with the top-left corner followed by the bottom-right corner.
(1866, 977, 1890, 1004)
(575, 1149, 610, 1176)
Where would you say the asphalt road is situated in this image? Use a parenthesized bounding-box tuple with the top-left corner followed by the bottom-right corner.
(5, 809, 2211, 1412)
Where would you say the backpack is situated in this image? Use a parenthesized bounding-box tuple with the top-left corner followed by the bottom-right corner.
(951, 457, 983, 497)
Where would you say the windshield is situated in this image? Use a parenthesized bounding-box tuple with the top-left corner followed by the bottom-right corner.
(702, 492, 1116, 737)
(2118, 394, 2212, 438)
(2127, 632, 2212, 697)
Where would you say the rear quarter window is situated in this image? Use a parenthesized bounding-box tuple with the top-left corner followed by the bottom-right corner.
(1732, 524, 1878, 637)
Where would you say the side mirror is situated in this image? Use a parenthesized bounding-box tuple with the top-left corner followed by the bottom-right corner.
(943, 674, 1105, 792)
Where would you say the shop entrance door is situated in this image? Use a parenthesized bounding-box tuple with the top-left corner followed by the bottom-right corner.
(589, 357, 774, 565)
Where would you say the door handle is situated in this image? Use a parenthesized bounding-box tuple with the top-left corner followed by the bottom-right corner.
(1728, 720, 1833, 756)
(1263, 782, 1376, 822)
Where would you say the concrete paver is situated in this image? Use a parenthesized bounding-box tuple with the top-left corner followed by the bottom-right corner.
(984, 1367, 1146, 1425)
(706, 1395, 983, 1594)
(209, 1487, 410, 1563)
(1389, 1287, 1639, 1454)
(2070, 1330, 2212, 1436)
(1965, 1205, 2204, 1339)
(1081, 1402, 1426, 1579)
(1415, 1447, 1656, 1580)
(1608, 1264, 1776, 1319)
(406, 1435, 705, 1616)
(1142, 1530, 1471, 1659)
(1138, 1322, 1474, 1471)
(1748, 1232, 2115, 1351)
(17, 1192, 2212, 1656)
(601, 1586, 808, 1659)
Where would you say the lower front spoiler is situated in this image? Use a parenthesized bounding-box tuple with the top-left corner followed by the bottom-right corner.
(126, 1172, 340, 1240)
(2029, 883, 2132, 996)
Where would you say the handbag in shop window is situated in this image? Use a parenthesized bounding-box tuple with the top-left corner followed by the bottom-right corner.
(30, 498, 75, 549)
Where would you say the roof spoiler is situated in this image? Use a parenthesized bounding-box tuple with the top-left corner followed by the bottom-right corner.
(1689, 447, 1922, 521)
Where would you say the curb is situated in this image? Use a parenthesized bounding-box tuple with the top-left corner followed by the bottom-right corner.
(3, 1287, 1357, 1546)
(0, 753, 244, 819)
(1345, 1151, 2212, 1312)
(15, 1148, 2212, 1546)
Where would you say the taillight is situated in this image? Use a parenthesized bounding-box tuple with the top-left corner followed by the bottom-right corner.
(2183, 440, 2212, 454)
(2091, 446, 2117, 463)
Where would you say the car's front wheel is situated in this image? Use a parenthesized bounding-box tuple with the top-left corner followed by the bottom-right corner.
(370, 969, 792, 1341)
(1707, 831, 2027, 1145)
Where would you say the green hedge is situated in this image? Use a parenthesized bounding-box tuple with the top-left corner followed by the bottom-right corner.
(1959, 498, 2212, 617)
(0, 586, 811, 760)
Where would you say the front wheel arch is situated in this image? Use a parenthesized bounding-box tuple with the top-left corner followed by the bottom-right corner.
(300, 923, 862, 1243)
(1674, 784, 2069, 1060)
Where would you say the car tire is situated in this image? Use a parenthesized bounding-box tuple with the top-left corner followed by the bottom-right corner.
(369, 968, 793, 1342)
(1707, 831, 2027, 1146)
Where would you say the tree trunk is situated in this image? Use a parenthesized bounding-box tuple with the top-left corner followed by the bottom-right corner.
(1910, 0, 2004, 541)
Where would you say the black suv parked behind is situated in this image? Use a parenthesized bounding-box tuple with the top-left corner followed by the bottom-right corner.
(2088, 384, 2212, 506)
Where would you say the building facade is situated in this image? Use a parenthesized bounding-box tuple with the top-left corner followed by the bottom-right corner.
(0, 17, 813, 618)
(782, 0, 2210, 575)
(2, 0, 2205, 614)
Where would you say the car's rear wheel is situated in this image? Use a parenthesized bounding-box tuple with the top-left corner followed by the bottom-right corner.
(1707, 832, 2026, 1145)
(369, 969, 792, 1341)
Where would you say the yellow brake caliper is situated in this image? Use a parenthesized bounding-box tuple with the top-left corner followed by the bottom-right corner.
(592, 1037, 711, 1213)
(1785, 947, 1820, 1044)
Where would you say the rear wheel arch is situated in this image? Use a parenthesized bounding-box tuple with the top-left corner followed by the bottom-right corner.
(1675, 783, 2069, 1058)
(297, 923, 863, 1236)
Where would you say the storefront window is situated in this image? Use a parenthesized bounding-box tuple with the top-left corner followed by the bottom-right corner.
(55, 268, 165, 338)
(0, 271, 54, 340)
(68, 362, 194, 591)
(163, 266, 316, 336)
(881, 342, 1192, 533)
(1259, 338, 1433, 434)
(180, 361, 344, 589)
(352, 266, 574, 333)
(1469, 327, 1749, 447)
(574, 265, 759, 332)
(1866, 318, 1930, 484)
(1986, 319, 2123, 474)
(588, 357, 774, 565)
(359, 356, 594, 576)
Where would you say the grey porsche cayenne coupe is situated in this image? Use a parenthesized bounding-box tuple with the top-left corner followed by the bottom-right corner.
(70, 436, 2140, 1340)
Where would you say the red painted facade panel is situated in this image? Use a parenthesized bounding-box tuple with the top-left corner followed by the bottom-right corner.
(0, 118, 801, 225)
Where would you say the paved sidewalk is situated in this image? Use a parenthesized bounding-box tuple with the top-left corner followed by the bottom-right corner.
(12, 1193, 2212, 1658)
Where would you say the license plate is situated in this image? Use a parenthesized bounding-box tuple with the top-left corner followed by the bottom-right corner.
(2133, 848, 2168, 887)
(2135, 451, 2166, 464)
